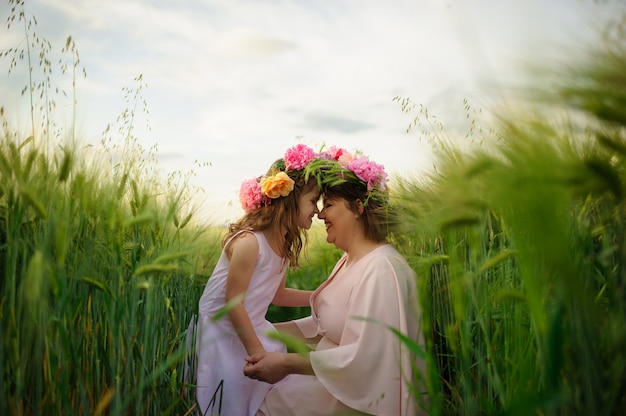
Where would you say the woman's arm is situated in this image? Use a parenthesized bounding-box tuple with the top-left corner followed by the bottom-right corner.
(225, 233, 265, 355)
(274, 320, 322, 345)
(273, 321, 304, 337)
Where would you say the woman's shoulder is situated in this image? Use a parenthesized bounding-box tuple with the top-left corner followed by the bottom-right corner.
(357, 246, 416, 297)
(365, 244, 403, 262)
(362, 245, 413, 273)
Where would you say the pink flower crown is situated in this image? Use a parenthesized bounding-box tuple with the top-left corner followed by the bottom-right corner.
(239, 144, 389, 212)
(239, 144, 319, 212)
(317, 145, 388, 192)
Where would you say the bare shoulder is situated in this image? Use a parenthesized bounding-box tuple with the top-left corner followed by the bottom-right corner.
(226, 231, 259, 260)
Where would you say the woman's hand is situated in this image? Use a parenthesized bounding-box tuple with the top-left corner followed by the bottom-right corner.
(243, 351, 292, 384)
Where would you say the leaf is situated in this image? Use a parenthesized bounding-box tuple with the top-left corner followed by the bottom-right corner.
(57, 148, 72, 182)
(266, 331, 312, 355)
(19, 186, 47, 219)
(133, 264, 179, 276)
(494, 289, 527, 304)
(151, 251, 189, 265)
(80, 276, 113, 297)
(477, 249, 517, 274)
(584, 157, 623, 200)
(211, 293, 245, 322)
(440, 216, 481, 231)
(597, 133, 626, 157)
(93, 388, 115, 416)
(18, 135, 33, 151)
(123, 211, 154, 228)
(353, 316, 426, 359)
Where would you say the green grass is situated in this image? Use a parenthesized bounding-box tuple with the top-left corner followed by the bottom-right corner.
(391, 22, 626, 414)
(0, 132, 221, 414)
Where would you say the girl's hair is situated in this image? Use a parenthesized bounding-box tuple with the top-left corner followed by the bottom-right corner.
(224, 163, 316, 269)
(323, 180, 400, 243)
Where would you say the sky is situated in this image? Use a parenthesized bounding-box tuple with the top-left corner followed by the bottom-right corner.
(1, 0, 620, 225)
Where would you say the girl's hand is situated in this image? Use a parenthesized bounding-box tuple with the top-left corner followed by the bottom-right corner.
(243, 352, 290, 384)
(246, 347, 266, 358)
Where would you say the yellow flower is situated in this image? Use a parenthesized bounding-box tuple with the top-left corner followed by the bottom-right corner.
(260, 171, 295, 199)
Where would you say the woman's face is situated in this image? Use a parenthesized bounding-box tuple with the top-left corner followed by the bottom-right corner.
(318, 196, 360, 250)
(297, 186, 321, 230)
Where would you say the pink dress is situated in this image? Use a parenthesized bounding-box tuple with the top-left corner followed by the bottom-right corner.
(190, 231, 288, 416)
(258, 244, 425, 416)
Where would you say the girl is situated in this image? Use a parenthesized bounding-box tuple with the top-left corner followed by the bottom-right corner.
(188, 144, 322, 416)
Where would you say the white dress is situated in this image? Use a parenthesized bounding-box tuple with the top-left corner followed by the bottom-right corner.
(189, 230, 288, 416)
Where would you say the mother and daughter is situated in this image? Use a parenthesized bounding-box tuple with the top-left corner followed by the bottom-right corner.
(186, 144, 426, 416)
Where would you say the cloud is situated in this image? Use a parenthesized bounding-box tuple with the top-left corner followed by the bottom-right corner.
(3, 0, 621, 225)
(302, 112, 375, 133)
(211, 30, 297, 59)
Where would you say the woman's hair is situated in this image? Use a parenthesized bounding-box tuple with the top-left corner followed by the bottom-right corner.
(224, 163, 316, 269)
(323, 180, 400, 243)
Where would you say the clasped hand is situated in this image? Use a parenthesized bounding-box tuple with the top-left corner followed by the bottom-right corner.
(243, 351, 290, 384)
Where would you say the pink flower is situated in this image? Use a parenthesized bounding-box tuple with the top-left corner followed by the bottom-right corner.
(323, 146, 347, 161)
(239, 178, 271, 212)
(284, 144, 317, 171)
(320, 145, 354, 166)
(347, 156, 388, 191)
(337, 151, 356, 167)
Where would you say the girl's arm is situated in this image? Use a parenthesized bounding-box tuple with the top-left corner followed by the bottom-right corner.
(225, 233, 265, 356)
(271, 274, 313, 307)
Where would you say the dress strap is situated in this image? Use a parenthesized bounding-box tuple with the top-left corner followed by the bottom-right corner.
(223, 229, 255, 249)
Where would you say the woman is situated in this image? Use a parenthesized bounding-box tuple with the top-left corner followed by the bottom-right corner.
(244, 147, 426, 415)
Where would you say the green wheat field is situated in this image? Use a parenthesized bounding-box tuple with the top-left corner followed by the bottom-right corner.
(2, 2, 626, 415)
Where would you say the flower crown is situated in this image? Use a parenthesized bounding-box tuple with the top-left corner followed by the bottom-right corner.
(239, 144, 389, 212)
(239, 144, 318, 212)
(306, 145, 388, 196)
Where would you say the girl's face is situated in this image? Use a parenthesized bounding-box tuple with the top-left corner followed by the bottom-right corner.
(318, 196, 359, 251)
(297, 186, 321, 229)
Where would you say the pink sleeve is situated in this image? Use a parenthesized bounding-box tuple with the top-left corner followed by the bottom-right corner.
(293, 316, 318, 338)
(309, 254, 419, 415)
